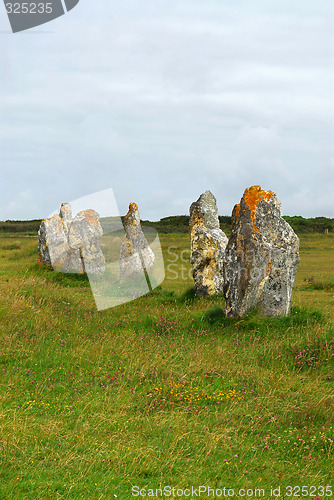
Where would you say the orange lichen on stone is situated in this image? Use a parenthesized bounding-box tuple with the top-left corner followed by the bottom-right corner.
(234, 204, 241, 221)
(243, 185, 274, 211)
(37, 252, 42, 266)
(125, 202, 138, 219)
(125, 236, 133, 255)
(242, 185, 275, 232)
(266, 260, 272, 274)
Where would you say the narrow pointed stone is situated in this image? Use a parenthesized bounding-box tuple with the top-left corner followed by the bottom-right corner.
(119, 202, 155, 281)
(189, 191, 228, 295)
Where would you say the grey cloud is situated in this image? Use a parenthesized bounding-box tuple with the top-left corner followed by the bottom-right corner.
(0, 0, 333, 220)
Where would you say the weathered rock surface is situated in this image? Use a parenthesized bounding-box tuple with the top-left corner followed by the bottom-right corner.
(223, 185, 300, 317)
(189, 191, 228, 295)
(38, 204, 105, 275)
(59, 202, 72, 230)
(38, 213, 70, 271)
(119, 202, 155, 281)
(67, 209, 105, 274)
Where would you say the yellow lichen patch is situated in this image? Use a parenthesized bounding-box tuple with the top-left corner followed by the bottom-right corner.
(125, 237, 133, 255)
(125, 202, 138, 219)
(266, 260, 272, 275)
(50, 214, 64, 236)
(190, 213, 205, 235)
(84, 209, 99, 228)
(56, 220, 63, 235)
(242, 185, 275, 232)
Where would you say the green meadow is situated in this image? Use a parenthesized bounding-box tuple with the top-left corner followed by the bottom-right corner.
(0, 232, 333, 499)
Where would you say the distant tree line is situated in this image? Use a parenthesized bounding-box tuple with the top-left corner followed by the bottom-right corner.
(142, 215, 334, 235)
(0, 219, 42, 234)
(0, 215, 333, 235)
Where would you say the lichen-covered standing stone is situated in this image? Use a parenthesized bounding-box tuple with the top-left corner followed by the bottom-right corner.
(189, 191, 228, 295)
(38, 204, 105, 275)
(119, 202, 155, 281)
(38, 213, 71, 271)
(223, 185, 300, 317)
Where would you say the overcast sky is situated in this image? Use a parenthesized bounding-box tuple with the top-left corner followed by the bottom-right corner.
(0, 0, 333, 221)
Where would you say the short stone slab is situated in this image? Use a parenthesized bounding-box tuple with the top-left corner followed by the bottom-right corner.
(223, 185, 300, 317)
(189, 191, 228, 295)
(119, 202, 155, 282)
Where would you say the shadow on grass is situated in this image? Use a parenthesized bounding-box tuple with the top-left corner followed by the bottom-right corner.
(30, 263, 90, 288)
(177, 287, 224, 304)
(148, 286, 176, 304)
(177, 287, 198, 303)
(190, 305, 325, 333)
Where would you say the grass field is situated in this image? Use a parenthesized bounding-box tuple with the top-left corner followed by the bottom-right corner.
(0, 232, 333, 499)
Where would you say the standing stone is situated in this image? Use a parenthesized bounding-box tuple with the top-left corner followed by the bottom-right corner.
(67, 209, 105, 275)
(189, 191, 228, 295)
(38, 204, 105, 275)
(38, 213, 71, 271)
(223, 185, 300, 317)
(119, 202, 155, 281)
